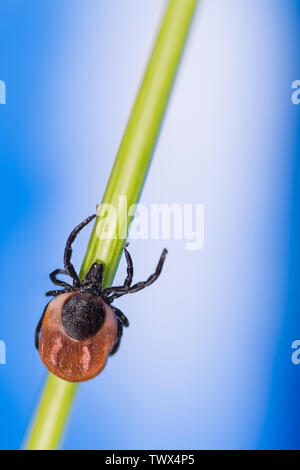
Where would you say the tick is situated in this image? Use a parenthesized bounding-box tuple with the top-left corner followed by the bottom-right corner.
(35, 214, 167, 382)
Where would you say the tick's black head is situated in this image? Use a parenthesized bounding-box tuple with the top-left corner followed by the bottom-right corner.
(61, 293, 105, 341)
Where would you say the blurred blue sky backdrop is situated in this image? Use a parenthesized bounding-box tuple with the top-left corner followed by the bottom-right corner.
(0, 0, 300, 449)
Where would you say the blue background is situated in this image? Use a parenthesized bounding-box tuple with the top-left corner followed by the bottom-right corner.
(0, 0, 300, 450)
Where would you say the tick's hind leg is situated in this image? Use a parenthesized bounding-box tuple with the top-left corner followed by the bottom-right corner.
(110, 320, 123, 356)
(109, 306, 129, 356)
(112, 306, 129, 327)
(35, 302, 50, 350)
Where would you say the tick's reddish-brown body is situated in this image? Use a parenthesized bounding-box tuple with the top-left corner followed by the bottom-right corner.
(39, 292, 118, 382)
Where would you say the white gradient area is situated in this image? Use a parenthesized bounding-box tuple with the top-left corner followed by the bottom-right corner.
(35, 0, 295, 449)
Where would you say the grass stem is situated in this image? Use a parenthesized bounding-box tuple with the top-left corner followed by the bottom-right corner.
(25, 0, 197, 450)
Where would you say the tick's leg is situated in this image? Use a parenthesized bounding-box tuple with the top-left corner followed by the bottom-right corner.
(110, 320, 123, 356)
(45, 289, 68, 297)
(104, 245, 133, 303)
(35, 303, 50, 349)
(123, 245, 133, 288)
(50, 269, 73, 289)
(109, 306, 129, 355)
(103, 249, 167, 299)
(64, 214, 96, 288)
(110, 305, 129, 356)
(112, 305, 129, 327)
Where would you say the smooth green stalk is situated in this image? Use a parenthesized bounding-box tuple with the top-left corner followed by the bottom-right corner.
(25, 374, 76, 450)
(26, 0, 197, 450)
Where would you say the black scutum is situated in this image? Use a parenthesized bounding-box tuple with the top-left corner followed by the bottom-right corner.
(62, 293, 105, 341)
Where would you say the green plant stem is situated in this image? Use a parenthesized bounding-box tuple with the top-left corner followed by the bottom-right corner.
(25, 0, 197, 450)
(26, 374, 76, 450)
